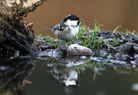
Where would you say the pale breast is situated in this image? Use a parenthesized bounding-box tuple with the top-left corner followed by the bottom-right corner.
(54, 26, 79, 41)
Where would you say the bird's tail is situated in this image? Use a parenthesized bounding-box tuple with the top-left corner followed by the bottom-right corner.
(43, 28, 51, 31)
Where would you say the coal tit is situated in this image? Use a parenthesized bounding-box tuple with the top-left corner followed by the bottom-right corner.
(43, 14, 82, 41)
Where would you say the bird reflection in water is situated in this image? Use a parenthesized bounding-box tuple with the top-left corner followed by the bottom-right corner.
(42, 56, 91, 89)
(42, 65, 78, 88)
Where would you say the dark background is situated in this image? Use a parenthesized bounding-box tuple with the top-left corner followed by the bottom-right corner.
(25, 0, 138, 37)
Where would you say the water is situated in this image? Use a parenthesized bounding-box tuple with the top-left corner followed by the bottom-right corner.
(1, 56, 138, 95)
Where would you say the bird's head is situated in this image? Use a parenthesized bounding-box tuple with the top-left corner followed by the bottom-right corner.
(63, 14, 82, 26)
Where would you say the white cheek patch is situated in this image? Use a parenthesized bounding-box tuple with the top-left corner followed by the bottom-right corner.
(65, 19, 78, 26)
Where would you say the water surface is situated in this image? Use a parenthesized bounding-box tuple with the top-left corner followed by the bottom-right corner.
(1, 56, 138, 95)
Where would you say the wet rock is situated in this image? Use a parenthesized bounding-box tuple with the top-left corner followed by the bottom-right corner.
(99, 49, 108, 57)
(121, 54, 130, 60)
(109, 59, 127, 64)
(134, 54, 138, 59)
(60, 45, 68, 53)
(90, 57, 109, 63)
(67, 44, 92, 55)
(130, 58, 138, 65)
(107, 52, 132, 60)
(107, 53, 116, 59)
(110, 42, 138, 54)
(34, 36, 56, 51)
(38, 48, 64, 59)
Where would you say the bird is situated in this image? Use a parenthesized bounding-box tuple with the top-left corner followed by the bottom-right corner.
(43, 14, 82, 41)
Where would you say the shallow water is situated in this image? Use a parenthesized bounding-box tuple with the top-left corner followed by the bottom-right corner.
(1, 56, 138, 95)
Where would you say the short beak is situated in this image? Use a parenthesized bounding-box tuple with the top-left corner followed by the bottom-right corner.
(79, 19, 83, 22)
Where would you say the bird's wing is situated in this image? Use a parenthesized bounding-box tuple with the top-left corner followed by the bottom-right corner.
(52, 24, 60, 30)
(43, 24, 60, 32)
(43, 21, 67, 31)
(54, 21, 68, 31)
